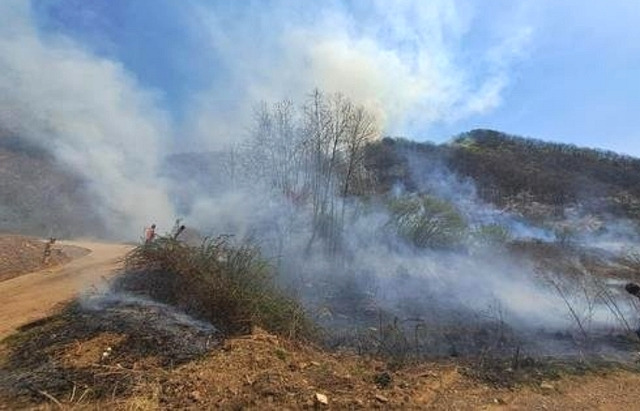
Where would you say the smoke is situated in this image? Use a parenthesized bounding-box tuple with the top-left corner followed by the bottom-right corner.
(0, 2, 173, 238)
(82, 290, 218, 335)
(3, 1, 638, 359)
(163, 97, 639, 358)
(1, 1, 532, 238)
(186, 0, 532, 148)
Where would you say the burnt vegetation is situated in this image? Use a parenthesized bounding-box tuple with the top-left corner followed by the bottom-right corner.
(156, 110, 640, 362)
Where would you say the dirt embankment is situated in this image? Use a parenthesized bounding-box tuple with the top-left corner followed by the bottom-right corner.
(3, 315, 640, 410)
(2, 237, 640, 409)
(0, 234, 90, 282)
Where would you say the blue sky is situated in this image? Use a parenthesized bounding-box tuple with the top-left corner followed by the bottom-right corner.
(21, 1, 640, 156)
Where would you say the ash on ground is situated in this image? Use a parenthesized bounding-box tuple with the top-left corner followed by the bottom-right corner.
(81, 290, 220, 360)
(0, 288, 220, 405)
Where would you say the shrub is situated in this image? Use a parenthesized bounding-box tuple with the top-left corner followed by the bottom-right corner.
(124, 235, 316, 339)
(472, 223, 512, 246)
(621, 248, 640, 272)
(387, 195, 467, 249)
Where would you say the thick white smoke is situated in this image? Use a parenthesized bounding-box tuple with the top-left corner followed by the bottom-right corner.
(187, 0, 532, 148)
(0, 1, 532, 238)
(0, 2, 173, 238)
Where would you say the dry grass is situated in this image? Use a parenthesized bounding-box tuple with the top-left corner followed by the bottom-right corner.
(123, 235, 317, 340)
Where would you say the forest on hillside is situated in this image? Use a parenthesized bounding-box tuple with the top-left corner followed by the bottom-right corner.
(365, 129, 640, 223)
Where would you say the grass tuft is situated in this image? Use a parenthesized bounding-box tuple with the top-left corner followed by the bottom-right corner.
(124, 235, 317, 340)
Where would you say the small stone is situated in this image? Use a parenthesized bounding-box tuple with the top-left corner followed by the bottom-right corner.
(375, 394, 389, 403)
(310, 361, 321, 367)
(315, 392, 329, 405)
(540, 382, 555, 393)
(190, 390, 202, 402)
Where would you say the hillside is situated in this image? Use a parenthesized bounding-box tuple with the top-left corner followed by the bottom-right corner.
(0, 135, 102, 238)
(365, 130, 640, 223)
(5, 127, 639, 240)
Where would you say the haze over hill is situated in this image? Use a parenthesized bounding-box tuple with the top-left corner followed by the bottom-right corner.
(5, 126, 640, 244)
(3, 2, 640, 408)
(166, 128, 640, 235)
(0, 134, 101, 238)
(369, 129, 640, 222)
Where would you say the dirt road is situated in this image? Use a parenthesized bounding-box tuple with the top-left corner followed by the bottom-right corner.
(0, 241, 132, 340)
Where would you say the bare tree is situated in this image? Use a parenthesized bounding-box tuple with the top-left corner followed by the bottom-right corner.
(238, 89, 381, 255)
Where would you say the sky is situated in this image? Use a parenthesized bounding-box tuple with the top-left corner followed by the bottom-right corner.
(5, 0, 640, 156)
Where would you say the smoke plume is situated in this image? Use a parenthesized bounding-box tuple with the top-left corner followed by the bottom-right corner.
(0, 2, 173, 238)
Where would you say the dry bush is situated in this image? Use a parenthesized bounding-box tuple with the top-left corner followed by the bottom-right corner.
(123, 236, 316, 340)
(621, 249, 640, 273)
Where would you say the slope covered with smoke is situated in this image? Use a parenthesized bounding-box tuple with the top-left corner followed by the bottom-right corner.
(0, 134, 102, 237)
(2, 1, 640, 362)
(158, 93, 640, 359)
(0, 2, 174, 239)
(0, 0, 536, 239)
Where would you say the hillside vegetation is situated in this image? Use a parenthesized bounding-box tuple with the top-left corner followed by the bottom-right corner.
(365, 129, 640, 222)
(5, 121, 640, 240)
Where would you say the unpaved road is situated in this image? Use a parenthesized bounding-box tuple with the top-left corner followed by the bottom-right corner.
(0, 241, 132, 340)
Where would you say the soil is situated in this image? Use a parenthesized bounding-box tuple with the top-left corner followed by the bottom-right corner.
(0, 237, 132, 339)
(0, 234, 90, 282)
(2, 315, 640, 410)
(2, 238, 640, 409)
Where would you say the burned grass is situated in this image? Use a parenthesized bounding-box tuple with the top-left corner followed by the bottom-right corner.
(0, 301, 446, 409)
(462, 353, 640, 390)
(4, 305, 640, 410)
(0, 296, 218, 408)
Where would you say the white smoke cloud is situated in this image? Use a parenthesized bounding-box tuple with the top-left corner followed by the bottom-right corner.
(0, 2, 174, 238)
(187, 0, 532, 148)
